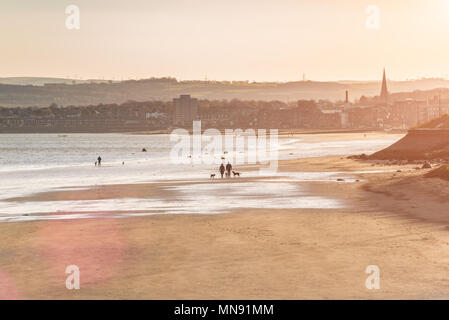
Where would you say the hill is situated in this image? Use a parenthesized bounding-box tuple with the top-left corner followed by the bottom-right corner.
(0, 77, 112, 86)
(3, 77, 449, 107)
(417, 114, 449, 129)
(371, 115, 449, 160)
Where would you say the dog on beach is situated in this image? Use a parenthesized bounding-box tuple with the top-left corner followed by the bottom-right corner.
(210, 174, 216, 179)
(232, 171, 240, 177)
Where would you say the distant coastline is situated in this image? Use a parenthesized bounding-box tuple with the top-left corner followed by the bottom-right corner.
(0, 128, 396, 135)
(2, 76, 449, 107)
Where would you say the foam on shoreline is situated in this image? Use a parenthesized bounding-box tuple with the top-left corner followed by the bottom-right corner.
(0, 132, 403, 221)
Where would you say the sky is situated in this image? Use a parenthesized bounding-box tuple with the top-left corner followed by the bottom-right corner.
(2, 0, 449, 81)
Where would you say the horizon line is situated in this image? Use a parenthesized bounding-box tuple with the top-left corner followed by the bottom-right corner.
(1, 76, 449, 84)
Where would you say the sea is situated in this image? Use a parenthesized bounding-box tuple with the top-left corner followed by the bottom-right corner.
(0, 133, 402, 222)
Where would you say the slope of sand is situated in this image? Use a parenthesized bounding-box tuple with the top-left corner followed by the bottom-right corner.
(371, 128, 449, 160)
(1, 156, 449, 299)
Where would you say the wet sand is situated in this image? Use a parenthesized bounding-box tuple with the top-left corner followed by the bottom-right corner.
(1, 155, 449, 299)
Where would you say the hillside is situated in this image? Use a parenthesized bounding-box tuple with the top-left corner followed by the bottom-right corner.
(417, 114, 449, 129)
(371, 115, 449, 160)
(0, 77, 94, 86)
(3, 77, 449, 107)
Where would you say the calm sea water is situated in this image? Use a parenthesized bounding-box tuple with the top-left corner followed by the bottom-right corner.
(0, 133, 401, 221)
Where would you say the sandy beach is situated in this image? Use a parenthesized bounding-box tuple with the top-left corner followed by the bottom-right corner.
(1, 142, 449, 299)
(5, 0, 449, 304)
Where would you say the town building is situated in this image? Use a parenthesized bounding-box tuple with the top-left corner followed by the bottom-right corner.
(380, 68, 389, 106)
(173, 95, 198, 126)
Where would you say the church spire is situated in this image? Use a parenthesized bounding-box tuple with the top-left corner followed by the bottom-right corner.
(380, 68, 388, 105)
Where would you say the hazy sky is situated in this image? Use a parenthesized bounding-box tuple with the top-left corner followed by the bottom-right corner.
(2, 0, 449, 81)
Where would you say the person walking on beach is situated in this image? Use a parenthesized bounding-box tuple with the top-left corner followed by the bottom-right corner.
(97, 156, 102, 166)
(226, 162, 232, 178)
(219, 163, 225, 179)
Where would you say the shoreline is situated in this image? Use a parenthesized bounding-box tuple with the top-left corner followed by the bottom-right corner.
(0, 128, 406, 136)
(1, 153, 449, 299)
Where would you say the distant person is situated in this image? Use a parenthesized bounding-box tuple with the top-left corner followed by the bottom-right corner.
(226, 162, 232, 178)
(95, 161, 97, 167)
(97, 156, 102, 166)
(219, 163, 225, 179)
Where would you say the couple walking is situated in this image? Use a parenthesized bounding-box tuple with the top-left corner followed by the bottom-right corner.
(219, 162, 232, 178)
